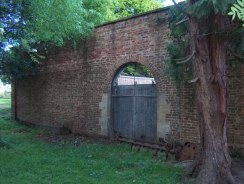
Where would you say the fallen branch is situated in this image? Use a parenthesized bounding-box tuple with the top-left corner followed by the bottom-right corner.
(117, 137, 167, 152)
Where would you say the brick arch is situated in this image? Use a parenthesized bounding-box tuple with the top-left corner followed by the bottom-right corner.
(12, 9, 186, 143)
(109, 58, 159, 141)
(104, 55, 173, 140)
(111, 63, 157, 86)
(106, 55, 165, 92)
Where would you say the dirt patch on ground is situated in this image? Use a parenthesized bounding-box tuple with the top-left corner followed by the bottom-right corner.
(14, 128, 30, 134)
(35, 133, 114, 146)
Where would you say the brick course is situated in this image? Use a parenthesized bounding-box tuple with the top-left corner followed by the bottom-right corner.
(12, 8, 244, 154)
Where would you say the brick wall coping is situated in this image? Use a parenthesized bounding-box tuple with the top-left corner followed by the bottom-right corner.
(96, 6, 170, 28)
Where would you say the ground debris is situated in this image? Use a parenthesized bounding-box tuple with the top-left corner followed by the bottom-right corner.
(35, 133, 113, 146)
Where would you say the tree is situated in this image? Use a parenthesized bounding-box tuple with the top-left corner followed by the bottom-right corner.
(229, 0, 244, 25)
(122, 63, 153, 77)
(0, 0, 163, 82)
(167, 0, 244, 183)
(0, 0, 114, 82)
(112, 0, 162, 19)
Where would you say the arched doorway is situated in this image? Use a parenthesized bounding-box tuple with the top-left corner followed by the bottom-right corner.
(111, 63, 157, 142)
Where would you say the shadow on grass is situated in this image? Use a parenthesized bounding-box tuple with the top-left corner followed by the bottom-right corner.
(0, 102, 183, 184)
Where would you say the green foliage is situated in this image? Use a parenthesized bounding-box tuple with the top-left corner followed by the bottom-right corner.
(166, 0, 244, 85)
(0, 27, 3, 42)
(24, 0, 114, 46)
(122, 63, 153, 77)
(166, 4, 192, 85)
(186, 0, 235, 18)
(0, 47, 39, 82)
(0, 0, 114, 82)
(225, 26, 244, 68)
(112, 0, 162, 19)
(229, 0, 244, 26)
(0, 104, 182, 184)
(0, 0, 164, 82)
(210, 0, 232, 14)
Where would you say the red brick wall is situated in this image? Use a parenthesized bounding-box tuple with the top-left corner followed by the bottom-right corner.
(13, 8, 244, 153)
(227, 65, 244, 154)
(14, 9, 175, 136)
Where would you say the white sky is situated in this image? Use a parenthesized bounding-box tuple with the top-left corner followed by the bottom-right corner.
(164, 0, 185, 7)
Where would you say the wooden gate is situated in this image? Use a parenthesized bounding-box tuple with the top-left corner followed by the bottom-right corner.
(111, 83, 157, 142)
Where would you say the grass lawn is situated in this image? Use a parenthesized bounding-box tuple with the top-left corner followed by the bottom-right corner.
(0, 100, 182, 184)
(0, 98, 11, 106)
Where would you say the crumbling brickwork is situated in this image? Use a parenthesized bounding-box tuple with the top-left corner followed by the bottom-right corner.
(12, 8, 243, 154)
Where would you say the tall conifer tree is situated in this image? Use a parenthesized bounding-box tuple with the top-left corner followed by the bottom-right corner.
(168, 1, 243, 183)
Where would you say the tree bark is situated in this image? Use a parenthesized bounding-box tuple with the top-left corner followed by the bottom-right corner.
(188, 6, 235, 184)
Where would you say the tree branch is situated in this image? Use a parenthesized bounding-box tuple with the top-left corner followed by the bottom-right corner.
(188, 77, 199, 83)
(172, 0, 191, 18)
(175, 17, 189, 25)
(174, 51, 195, 64)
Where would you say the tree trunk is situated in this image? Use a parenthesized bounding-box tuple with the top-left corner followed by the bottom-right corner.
(188, 8, 235, 184)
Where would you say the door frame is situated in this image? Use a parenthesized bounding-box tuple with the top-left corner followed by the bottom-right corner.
(110, 63, 157, 141)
